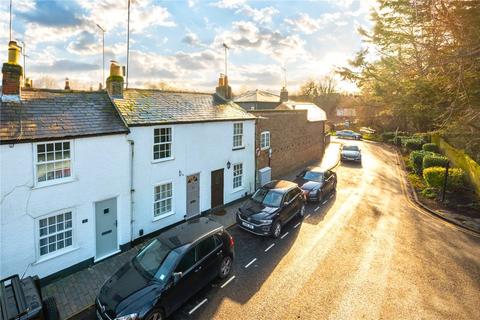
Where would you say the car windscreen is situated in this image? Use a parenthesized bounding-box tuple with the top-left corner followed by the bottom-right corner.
(133, 239, 172, 279)
(303, 171, 324, 182)
(342, 145, 359, 151)
(252, 188, 283, 207)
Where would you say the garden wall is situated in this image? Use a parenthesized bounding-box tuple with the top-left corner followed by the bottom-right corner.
(432, 134, 480, 196)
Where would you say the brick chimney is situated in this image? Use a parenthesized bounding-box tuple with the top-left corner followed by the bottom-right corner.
(280, 86, 288, 102)
(2, 41, 23, 102)
(106, 61, 124, 98)
(215, 73, 232, 100)
(64, 78, 71, 90)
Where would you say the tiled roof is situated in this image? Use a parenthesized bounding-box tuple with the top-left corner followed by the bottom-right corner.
(277, 101, 327, 121)
(112, 89, 256, 126)
(233, 89, 281, 103)
(0, 89, 129, 144)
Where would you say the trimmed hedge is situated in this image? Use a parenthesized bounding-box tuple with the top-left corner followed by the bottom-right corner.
(394, 135, 408, 146)
(410, 150, 433, 173)
(413, 133, 431, 143)
(423, 167, 465, 190)
(422, 143, 439, 153)
(423, 154, 448, 169)
(403, 138, 424, 151)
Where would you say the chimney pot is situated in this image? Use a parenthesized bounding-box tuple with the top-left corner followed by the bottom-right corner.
(107, 61, 124, 98)
(64, 78, 71, 90)
(215, 73, 232, 100)
(280, 86, 289, 102)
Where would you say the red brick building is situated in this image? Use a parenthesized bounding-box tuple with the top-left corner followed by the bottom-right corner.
(250, 109, 326, 185)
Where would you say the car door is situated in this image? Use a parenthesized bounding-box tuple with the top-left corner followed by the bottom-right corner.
(323, 171, 332, 193)
(284, 189, 298, 222)
(163, 246, 200, 312)
(196, 235, 223, 287)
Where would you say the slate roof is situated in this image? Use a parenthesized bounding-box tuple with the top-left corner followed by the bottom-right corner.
(0, 89, 129, 144)
(112, 89, 256, 126)
(233, 89, 281, 103)
(277, 101, 327, 121)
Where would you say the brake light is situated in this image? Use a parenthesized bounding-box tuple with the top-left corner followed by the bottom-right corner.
(229, 235, 234, 248)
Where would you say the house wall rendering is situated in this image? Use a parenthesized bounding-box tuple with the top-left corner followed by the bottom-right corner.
(128, 120, 256, 239)
(0, 134, 131, 279)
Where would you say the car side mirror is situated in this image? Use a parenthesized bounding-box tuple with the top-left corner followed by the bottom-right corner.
(173, 272, 182, 284)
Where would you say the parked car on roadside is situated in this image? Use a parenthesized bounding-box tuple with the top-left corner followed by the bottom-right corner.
(295, 167, 337, 202)
(96, 217, 234, 320)
(0, 274, 59, 320)
(237, 180, 306, 238)
(336, 130, 362, 140)
(340, 145, 362, 163)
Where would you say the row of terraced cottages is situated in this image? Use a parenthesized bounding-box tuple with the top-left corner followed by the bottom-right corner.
(0, 42, 325, 282)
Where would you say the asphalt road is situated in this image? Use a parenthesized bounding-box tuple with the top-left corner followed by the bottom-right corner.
(172, 138, 480, 320)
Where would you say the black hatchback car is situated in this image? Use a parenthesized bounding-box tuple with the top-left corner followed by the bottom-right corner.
(295, 167, 337, 202)
(237, 180, 306, 238)
(96, 217, 234, 320)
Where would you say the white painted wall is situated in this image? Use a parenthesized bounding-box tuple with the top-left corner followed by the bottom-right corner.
(129, 120, 256, 238)
(0, 134, 131, 279)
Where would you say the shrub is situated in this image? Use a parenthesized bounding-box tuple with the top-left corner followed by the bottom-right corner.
(393, 135, 408, 146)
(414, 133, 431, 143)
(410, 150, 433, 173)
(421, 187, 438, 199)
(381, 132, 395, 142)
(422, 143, 439, 153)
(423, 167, 465, 190)
(423, 154, 448, 169)
(404, 138, 424, 151)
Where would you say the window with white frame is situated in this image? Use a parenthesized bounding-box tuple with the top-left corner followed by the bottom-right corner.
(153, 127, 172, 160)
(154, 182, 173, 218)
(233, 123, 243, 148)
(233, 163, 243, 189)
(260, 131, 270, 150)
(36, 141, 72, 184)
(38, 211, 73, 257)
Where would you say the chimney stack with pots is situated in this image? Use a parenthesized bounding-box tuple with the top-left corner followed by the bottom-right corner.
(2, 41, 23, 102)
(215, 73, 232, 100)
(64, 78, 71, 90)
(280, 86, 288, 102)
(106, 60, 124, 98)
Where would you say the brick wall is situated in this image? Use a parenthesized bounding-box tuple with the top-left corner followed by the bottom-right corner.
(251, 110, 325, 181)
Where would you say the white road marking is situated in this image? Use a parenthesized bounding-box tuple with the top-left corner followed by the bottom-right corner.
(188, 298, 207, 315)
(314, 206, 320, 211)
(322, 200, 328, 205)
(330, 194, 334, 199)
(244, 258, 257, 268)
(294, 222, 301, 228)
(280, 232, 289, 239)
(220, 275, 236, 288)
(264, 243, 275, 252)
(306, 214, 311, 219)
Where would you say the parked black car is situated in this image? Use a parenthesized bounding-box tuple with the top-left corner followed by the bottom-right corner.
(96, 217, 234, 320)
(237, 180, 306, 238)
(295, 167, 337, 202)
(340, 144, 362, 163)
(0, 274, 59, 320)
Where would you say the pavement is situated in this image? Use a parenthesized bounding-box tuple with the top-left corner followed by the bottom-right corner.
(63, 138, 480, 320)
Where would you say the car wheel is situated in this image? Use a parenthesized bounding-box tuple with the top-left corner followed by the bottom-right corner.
(271, 221, 281, 238)
(145, 309, 164, 320)
(219, 255, 233, 279)
(298, 204, 306, 218)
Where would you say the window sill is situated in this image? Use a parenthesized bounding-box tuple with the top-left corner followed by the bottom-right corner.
(232, 187, 245, 193)
(153, 211, 175, 221)
(232, 146, 245, 151)
(34, 246, 79, 265)
(151, 157, 175, 164)
(260, 146, 270, 151)
(33, 177, 76, 189)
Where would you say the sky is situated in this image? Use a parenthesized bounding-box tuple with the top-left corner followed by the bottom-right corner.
(0, 0, 377, 94)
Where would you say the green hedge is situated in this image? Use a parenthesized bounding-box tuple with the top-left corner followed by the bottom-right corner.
(413, 133, 431, 143)
(422, 143, 439, 153)
(410, 150, 433, 173)
(394, 135, 409, 146)
(423, 154, 448, 169)
(423, 167, 465, 190)
(381, 132, 395, 142)
(403, 138, 424, 151)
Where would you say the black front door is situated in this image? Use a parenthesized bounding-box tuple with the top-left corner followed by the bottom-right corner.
(211, 169, 224, 209)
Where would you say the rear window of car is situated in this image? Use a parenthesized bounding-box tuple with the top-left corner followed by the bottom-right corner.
(343, 145, 359, 151)
(197, 236, 217, 259)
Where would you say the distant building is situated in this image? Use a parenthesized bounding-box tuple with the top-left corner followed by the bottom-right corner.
(276, 101, 328, 122)
(234, 87, 288, 110)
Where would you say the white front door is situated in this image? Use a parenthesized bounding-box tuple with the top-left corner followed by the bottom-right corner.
(95, 198, 118, 260)
(186, 173, 200, 219)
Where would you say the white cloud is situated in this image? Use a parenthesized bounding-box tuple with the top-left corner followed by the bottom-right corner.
(285, 12, 343, 34)
(211, 0, 246, 9)
(237, 5, 279, 24)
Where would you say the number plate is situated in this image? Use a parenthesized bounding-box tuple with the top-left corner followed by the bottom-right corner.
(242, 221, 254, 229)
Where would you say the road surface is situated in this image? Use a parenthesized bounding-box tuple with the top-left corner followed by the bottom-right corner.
(173, 138, 480, 320)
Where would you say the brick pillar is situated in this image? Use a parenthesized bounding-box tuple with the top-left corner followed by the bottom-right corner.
(2, 63, 23, 96)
